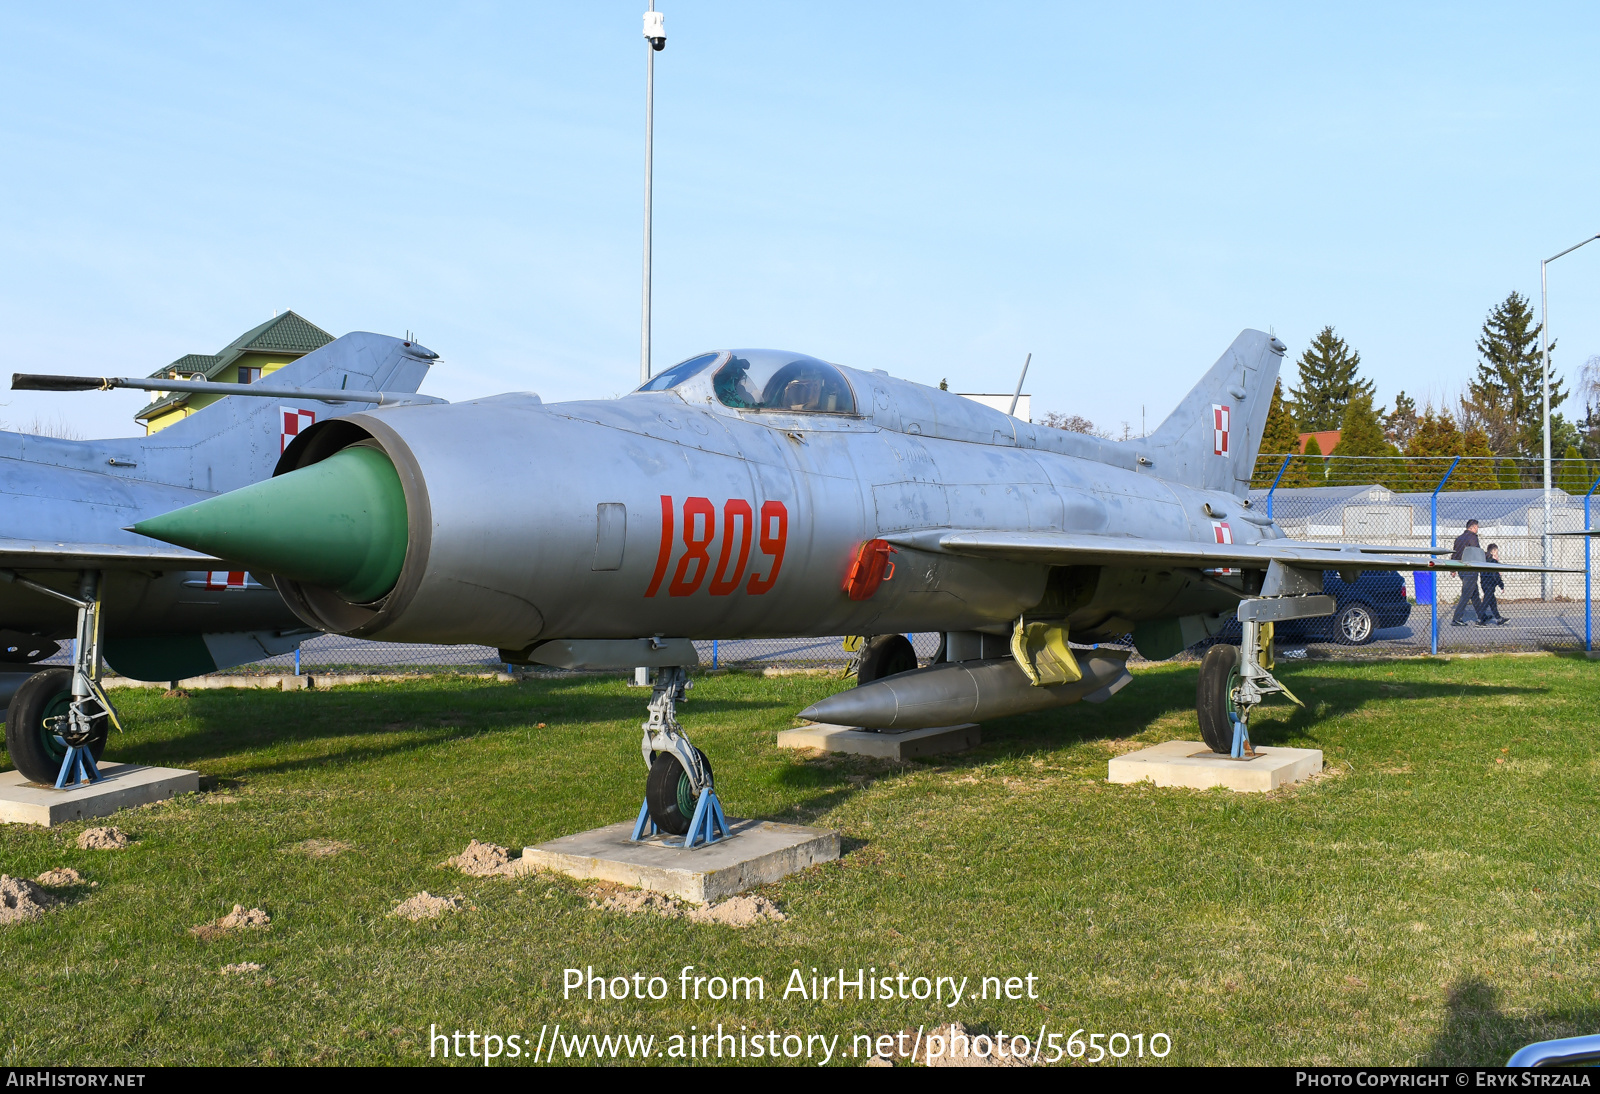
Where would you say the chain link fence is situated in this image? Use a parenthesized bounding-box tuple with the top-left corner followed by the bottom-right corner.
(1252, 454, 1600, 657)
(190, 453, 1596, 675)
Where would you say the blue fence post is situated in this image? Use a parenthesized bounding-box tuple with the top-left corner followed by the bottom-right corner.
(1265, 454, 1294, 520)
(1430, 457, 1461, 655)
(294, 647, 301, 676)
(1586, 475, 1600, 652)
(712, 640, 718, 669)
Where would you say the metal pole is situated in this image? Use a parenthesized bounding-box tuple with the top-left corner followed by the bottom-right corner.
(1008, 353, 1032, 417)
(1539, 233, 1600, 600)
(1587, 474, 1600, 651)
(1431, 456, 1460, 655)
(1542, 258, 1551, 600)
(640, 5, 662, 385)
(1265, 453, 1293, 520)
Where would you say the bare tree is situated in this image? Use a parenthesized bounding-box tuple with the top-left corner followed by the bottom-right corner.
(1039, 412, 1112, 439)
(1581, 354, 1600, 412)
(0, 414, 84, 440)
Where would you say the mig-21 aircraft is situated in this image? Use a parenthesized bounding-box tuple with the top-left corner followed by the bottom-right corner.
(2, 325, 439, 785)
(28, 330, 1548, 836)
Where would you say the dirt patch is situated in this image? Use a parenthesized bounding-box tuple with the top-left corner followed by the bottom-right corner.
(190, 904, 271, 940)
(443, 839, 521, 877)
(0, 876, 59, 925)
(77, 827, 131, 850)
(393, 892, 463, 921)
(290, 839, 353, 858)
(34, 868, 83, 887)
(589, 886, 785, 927)
(221, 962, 263, 975)
(688, 895, 787, 927)
(872, 1023, 1030, 1067)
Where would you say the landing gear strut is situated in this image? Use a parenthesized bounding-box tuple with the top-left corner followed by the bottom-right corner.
(1198, 563, 1328, 757)
(630, 666, 729, 848)
(2, 570, 121, 786)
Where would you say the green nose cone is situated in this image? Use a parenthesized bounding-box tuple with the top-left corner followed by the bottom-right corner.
(134, 445, 409, 604)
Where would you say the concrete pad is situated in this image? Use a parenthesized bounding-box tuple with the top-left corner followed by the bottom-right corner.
(1107, 740, 1323, 793)
(523, 819, 840, 904)
(0, 762, 199, 826)
(777, 722, 981, 760)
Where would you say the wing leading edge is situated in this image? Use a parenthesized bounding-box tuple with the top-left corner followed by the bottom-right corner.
(0, 538, 225, 570)
(882, 529, 1572, 574)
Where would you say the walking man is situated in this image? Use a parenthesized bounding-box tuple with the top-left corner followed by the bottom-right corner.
(1450, 519, 1483, 627)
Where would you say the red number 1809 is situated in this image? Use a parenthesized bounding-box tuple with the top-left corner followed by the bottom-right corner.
(645, 495, 788, 598)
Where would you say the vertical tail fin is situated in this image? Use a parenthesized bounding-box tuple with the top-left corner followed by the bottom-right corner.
(1141, 329, 1286, 496)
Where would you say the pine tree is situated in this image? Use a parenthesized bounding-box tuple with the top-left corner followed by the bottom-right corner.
(1327, 393, 1394, 486)
(1288, 326, 1375, 432)
(1404, 405, 1465, 491)
(1455, 425, 1499, 489)
(1383, 390, 1420, 449)
(1466, 291, 1564, 457)
(1252, 379, 1307, 486)
(1300, 433, 1327, 483)
(1558, 444, 1590, 495)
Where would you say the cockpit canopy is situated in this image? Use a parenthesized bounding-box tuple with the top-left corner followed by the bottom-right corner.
(633, 349, 857, 415)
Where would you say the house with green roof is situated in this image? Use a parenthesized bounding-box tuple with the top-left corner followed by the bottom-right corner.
(135, 311, 335, 434)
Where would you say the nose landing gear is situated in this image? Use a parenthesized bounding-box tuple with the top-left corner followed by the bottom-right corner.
(630, 666, 729, 848)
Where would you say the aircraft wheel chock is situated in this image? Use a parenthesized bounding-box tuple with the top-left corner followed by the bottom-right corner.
(645, 747, 714, 836)
(1196, 644, 1239, 755)
(5, 668, 108, 785)
(856, 634, 918, 685)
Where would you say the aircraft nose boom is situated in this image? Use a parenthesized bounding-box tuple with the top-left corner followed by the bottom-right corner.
(132, 445, 409, 603)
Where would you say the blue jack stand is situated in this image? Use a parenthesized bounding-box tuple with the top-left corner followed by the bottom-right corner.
(1229, 713, 1252, 759)
(681, 786, 730, 849)
(630, 786, 731, 849)
(54, 743, 104, 789)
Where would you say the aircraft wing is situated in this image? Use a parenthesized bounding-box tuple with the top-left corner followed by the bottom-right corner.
(883, 529, 1571, 573)
(0, 538, 225, 570)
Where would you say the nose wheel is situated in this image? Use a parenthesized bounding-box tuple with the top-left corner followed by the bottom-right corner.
(630, 666, 729, 848)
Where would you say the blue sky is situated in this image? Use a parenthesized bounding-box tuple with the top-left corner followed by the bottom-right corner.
(3, 2, 1598, 439)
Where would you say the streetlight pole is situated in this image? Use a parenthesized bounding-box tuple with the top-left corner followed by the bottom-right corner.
(640, 6, 666, 385)
(1540, 232, 1600, 599)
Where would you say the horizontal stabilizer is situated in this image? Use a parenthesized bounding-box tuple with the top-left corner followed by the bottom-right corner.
(883, 529, 1578, 574)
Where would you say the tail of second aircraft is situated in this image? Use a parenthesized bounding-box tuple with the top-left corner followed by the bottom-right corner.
(134, 332, 436, 495)
(1138, 329, 1286, 498)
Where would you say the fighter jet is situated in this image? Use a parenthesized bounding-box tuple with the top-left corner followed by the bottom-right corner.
(2, 329, 439, 785)
(91, 331, 1546, 837)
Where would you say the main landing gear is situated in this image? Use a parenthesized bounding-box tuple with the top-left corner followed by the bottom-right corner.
(2, 570, 121, 787)
(630, 666, 729, 849)
(1197, 565, 1328, 757)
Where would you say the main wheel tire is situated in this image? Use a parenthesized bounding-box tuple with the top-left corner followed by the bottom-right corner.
(856, 634, 918, 685)
(645, 747, 714, 836)
(5, 668, 108, 785)
(1196, 644, 1239, 755)
(1333, 602, 1376, 645)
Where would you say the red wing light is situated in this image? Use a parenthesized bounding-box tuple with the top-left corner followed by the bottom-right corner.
(843, 539, 897, 601)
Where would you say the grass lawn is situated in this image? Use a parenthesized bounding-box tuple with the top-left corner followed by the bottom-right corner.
(2, 654, 1597, 1067)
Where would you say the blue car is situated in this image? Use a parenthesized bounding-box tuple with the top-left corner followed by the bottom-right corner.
(1213, 570, 1411, 647)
